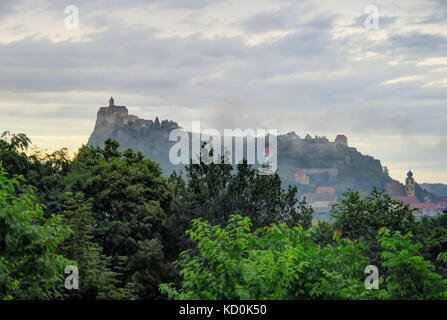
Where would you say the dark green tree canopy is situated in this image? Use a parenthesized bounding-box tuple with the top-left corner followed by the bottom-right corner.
(65, 139, 174, 299)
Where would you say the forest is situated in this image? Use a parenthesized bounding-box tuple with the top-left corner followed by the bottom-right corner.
(0, 131, 446, 300)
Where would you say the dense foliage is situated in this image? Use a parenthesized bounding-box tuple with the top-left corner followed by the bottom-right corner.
(1, 132, 446, 300)
(161, 215, 370, 300)
(167, 152, 312, 254)
(60, 192, 131, 299)
(160, 215, 446, 300)
(65, 139, 174, 299)
(0, 166, 71, 299)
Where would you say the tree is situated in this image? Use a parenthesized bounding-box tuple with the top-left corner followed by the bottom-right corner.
(0, 131, 71, 216)
(160, 215, 447, 300)
(415, 214, 447, 278)
(172, 150, 306, 232)
(383, 166, 390, 177)
(333, 188, 416, 239)
(60, 192, 132, 299)
(378, 228, 446, 299)
(166, 148, 312, 262)
(0, 165, 72, 300)
(65, 139, 174, 299)
(160, 215, 372, 300)
(283, 196, 313, 230)
(333, 188, 417, 266)
(314, 220, 336, 247)
(331, 187, 447, 295)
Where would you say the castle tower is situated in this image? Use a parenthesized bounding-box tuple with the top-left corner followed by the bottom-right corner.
(405, 170, 415, 197)
(109, 96, 115, 107)
(335, 134, 348, 147)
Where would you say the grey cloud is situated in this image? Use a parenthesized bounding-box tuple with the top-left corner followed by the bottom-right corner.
(349, 15, 397, 29)
(416, 0, 447, 24)
(47, 0, 221, 11)
(1, 22, 446, 138)
(242, 6, 303, 33)
(0, 0, 24, 18)
(386, 32, 447, 55)
(242, 6, 334, 34)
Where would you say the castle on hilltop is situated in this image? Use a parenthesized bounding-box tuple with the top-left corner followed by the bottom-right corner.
(96, 97, 179, 130)
(284, 131, 348, 147)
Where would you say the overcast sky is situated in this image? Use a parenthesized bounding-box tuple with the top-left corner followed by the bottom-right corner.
(0, 0, 446, 183)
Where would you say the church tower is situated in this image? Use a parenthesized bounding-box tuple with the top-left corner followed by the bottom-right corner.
(109, 96, 115, 107)
(405, 170, 415, 197)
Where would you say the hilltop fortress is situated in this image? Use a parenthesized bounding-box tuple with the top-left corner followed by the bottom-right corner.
(88, 98, 390, 198)
(278, 131, 348, 150)
(93, 97, 347, 151)
(95, 97, 179, 131)
(88, 98, 181, 174)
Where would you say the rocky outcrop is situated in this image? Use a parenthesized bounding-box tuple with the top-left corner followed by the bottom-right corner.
(88, 98, 391, 196)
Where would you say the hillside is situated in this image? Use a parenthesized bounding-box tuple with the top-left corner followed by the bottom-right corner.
(420, 183, 447, 197)
(88, 100, 392, 197)
(275, 133, 392, 196)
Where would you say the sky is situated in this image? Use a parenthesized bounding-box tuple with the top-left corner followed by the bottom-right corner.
(0, 0, 446, 183)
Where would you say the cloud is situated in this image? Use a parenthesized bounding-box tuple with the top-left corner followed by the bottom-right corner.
(47, 0, 221, 11)
(350, 14, 397, 29)
(423, 78, 447, 88)
(0, 0, 23, 18)
(380, 75, 425, 85)
(418, 57, 447, 66)
(241, 6, 306, 33)
(387, 32, 447, 54)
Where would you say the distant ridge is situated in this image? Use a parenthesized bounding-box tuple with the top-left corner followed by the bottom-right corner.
(420, 183, 447, 197)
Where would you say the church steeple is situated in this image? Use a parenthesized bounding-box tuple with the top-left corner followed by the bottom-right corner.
(109, 96, 115, 107)
(405, 170, 415, 197)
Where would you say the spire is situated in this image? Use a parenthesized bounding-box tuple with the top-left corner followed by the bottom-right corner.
(109, 97, 115, 107)
(405, 168, 415, 197)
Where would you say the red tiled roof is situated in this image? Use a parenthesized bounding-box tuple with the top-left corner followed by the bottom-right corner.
(316, 187, 335, 194)
(386, 182, 406, 197)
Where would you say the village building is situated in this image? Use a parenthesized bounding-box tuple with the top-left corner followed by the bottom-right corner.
(295, 170, 310, 184)
(386, 170, 441, 219)
(301, 186, 337, 219)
